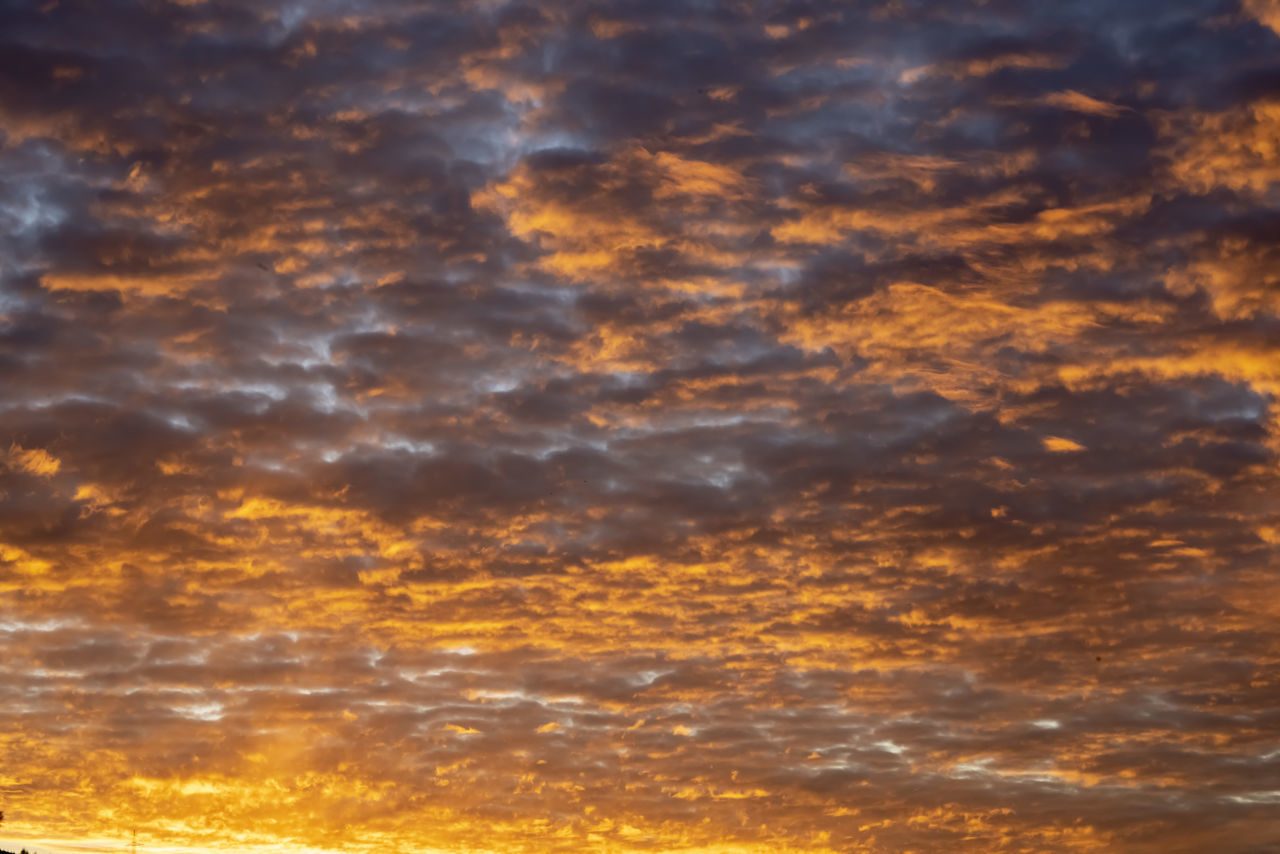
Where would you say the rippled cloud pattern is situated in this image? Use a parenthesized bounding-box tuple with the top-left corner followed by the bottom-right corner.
(3, 1, 1280, 852)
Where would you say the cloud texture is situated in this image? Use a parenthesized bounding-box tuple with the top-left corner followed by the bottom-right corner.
(2, 1, 1280, 852)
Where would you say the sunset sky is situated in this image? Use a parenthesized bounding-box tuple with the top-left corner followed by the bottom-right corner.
(3, 1, 1280, 852)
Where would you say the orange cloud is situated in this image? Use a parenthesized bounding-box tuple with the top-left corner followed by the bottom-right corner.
(5, 445, 62, 477)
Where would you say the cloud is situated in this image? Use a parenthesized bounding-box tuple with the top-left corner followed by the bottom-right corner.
(1, 2, 1279, 854)
(1242, 0, 1280, 35)
(4, 445, 61, 477)
(1041, 436, 1086, 452)
(1039, 89, 1130, 117)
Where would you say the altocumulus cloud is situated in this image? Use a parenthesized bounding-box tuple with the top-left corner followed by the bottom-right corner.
(2, 1, 1280, 853)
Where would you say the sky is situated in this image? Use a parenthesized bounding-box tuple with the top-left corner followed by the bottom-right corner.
(2, 1, 1280, 852)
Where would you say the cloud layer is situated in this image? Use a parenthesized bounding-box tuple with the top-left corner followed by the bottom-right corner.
(2, 1, 1279, 852)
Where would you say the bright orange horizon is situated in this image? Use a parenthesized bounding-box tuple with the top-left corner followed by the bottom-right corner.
(3, 1, 1280, 852)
